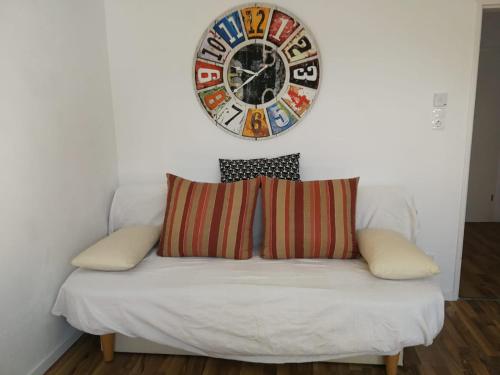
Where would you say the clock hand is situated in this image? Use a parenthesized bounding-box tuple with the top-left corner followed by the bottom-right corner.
(233, 66, 258, 75)
(233, 64, 268, 94)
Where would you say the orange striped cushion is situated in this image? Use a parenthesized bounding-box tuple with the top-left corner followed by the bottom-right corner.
(261, 176, 360, 259)
(158, 174, 259, 259)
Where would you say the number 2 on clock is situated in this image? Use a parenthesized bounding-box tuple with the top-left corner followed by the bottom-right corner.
(286, 36, 312, 58)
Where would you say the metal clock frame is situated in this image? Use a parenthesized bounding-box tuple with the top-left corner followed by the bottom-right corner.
(193, 2, 322, 141)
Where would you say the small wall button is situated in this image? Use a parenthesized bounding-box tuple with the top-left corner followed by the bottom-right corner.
(433, 92, 448, 108)
(432, 107, 446, 130)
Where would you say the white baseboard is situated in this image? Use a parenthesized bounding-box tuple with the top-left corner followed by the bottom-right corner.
(444, 290, 457, 301)
(28, 330, 82, 375)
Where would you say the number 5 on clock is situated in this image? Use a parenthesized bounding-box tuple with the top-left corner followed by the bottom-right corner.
(267, 102, 297, 134)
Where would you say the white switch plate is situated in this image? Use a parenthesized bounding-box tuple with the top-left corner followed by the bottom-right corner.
(433, 92, 448, 108)
(432, 108, 446, 129)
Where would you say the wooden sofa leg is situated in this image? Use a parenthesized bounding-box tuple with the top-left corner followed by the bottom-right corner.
(100, 334, 115, 362)
(384, 353, 400, 375)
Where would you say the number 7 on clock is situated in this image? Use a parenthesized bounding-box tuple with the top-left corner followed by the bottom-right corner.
(215, 101, 245, 134)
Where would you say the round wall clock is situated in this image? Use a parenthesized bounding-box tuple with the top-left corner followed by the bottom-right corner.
(194, 3, 320, 140)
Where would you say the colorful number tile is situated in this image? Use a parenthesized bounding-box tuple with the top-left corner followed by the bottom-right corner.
(195, 60, 223, 90)
(197, 29, 231, 64)
(214, 11, 246, 48)
(282, 29, 318, 63)
(282, 85, 316, 117)
(266, 101, 297, 134)
(241, 6, 271, 39)
(266, 10, 299, 47)
(199, 87, 230, 116)
(289, 59, 320, 89)
(242, 109, 270, 138)
(214, 100, 246, 135)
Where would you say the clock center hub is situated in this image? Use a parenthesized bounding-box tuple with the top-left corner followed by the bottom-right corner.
(227, 43, 286, 105)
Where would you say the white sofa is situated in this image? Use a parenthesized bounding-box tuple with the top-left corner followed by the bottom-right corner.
(52, 184, 444, 373)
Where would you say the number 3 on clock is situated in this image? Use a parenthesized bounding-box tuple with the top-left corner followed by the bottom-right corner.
(289, 59, 320, 89)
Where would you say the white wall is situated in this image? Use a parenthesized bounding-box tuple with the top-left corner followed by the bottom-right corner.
(104, 0, 479, 299)
(0, 1, 117, 374)
(466, 10, 500, 222)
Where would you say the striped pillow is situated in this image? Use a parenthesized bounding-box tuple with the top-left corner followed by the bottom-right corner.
(261, 176, 360, 259)
(158, 174, 259, 259)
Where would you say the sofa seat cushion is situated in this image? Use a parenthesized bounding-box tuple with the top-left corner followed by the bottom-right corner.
(52, 254, 444, 363)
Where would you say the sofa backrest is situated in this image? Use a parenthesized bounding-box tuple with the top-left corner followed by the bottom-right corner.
(109, 183, 418, 244)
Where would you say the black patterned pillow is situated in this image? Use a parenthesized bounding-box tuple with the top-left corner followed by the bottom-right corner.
(219, 153, 300, 183)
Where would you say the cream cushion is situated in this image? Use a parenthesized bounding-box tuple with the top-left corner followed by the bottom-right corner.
(357, 228, 440, 280)
(72, 225, 161, 271)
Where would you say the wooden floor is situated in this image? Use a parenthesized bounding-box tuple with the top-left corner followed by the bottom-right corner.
(460, 222, 500, 299)
(45, 300, 500, 375)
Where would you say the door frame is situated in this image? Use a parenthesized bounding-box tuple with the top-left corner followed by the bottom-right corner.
(453, 0, 500, 300)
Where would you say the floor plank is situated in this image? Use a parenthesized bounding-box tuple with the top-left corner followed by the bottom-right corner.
(45, 300, 500, 375)
(459, 222, 500, 299)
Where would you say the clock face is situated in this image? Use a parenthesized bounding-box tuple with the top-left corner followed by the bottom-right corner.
(194, 4, 320, 140)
